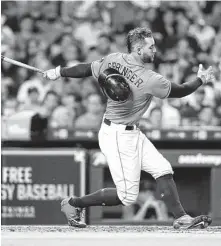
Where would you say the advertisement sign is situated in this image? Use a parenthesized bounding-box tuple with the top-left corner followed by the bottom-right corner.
(1, 148, 86, 225)
(89, 149, 221, 223)
(89, 149, 221, 168)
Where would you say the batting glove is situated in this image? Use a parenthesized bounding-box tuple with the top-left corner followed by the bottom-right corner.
(197, 64, 215, 84)
(43, 66, 61, 80)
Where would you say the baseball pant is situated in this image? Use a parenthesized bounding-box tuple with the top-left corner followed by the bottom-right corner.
(98, 120, 173, 206)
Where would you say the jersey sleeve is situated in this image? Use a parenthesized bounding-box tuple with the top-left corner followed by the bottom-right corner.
(144, 71, 171, 99)
(91, 56, 107, 80)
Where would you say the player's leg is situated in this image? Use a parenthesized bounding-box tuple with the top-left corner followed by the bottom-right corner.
(141, 133, 212, 229)
(61, 124, 141, 227)
(68, 188, 122, 207)
(97, 125, 142, 207)
(61, 188, 121, 228)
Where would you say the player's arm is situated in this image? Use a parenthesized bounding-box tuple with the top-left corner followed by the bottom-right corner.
(168, 78, 203, 98)
(43, 54, 109, 81)
(61, 63, 92, 78)
(147, 64, 214, 99)
(168, 64, 214, 98)
(43, 63, 92, 80)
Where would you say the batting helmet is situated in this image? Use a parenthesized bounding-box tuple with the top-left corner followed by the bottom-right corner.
(98, 68, 131, 102)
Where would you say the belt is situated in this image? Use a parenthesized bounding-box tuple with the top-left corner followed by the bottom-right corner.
(103, 118, 134, 130)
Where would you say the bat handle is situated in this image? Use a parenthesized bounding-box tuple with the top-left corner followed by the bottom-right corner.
(36, 69, 44, 74)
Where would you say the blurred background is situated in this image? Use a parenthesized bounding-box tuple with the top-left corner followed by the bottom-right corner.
(1, 0, 221, 226)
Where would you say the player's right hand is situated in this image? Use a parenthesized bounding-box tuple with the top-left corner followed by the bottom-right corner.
(43, 66, 61, 80)
(197, 64, 215, 84)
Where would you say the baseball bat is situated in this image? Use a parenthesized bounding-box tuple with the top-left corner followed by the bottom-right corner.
(1, 55, 44, 74)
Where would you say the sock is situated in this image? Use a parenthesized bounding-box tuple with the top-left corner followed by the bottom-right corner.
(156, 174, 186, 219)
(68, 188, 123, 208)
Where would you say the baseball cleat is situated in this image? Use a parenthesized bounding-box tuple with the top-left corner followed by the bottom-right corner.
(173, 214, 212, 229)
(61, 197, 86, 228)
(186, 215, 212, 229)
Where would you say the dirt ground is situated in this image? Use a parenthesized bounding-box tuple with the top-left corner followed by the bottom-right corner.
(2, 225, 221, 246)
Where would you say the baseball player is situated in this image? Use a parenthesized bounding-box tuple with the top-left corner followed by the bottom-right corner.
(43, 27, 214, 229)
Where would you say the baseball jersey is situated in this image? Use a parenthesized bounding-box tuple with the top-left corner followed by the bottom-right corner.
(91, 53, 171, 125)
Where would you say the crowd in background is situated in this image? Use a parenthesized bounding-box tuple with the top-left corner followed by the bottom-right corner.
(1, 1, 221, 135)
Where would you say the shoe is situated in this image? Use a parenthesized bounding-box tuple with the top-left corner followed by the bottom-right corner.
(173, 214, 212, 229)
(61, 197, 87, 228)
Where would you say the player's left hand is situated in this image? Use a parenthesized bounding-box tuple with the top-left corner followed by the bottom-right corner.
(197, 64, 215, 84)
(43, 66, 61, 80)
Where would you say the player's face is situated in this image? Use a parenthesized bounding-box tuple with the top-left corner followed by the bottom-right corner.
(141, 37, 156, 63)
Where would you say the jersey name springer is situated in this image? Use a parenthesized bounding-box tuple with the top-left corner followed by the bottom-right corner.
(108, 62, 144, 88)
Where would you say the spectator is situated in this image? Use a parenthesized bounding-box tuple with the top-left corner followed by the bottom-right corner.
(80, 77, 101, 99)
(62, 44, 81, 67)
(15, 68, 30, 88)
(40, 90, 60, 119)
(175, 11, 191, 40)
(74, 16, 105, 50)
(111, 1, 136, 31)
(189, 18, 216, 52)
(210, 28, 221, 63)
(183, 86, 207, 111)
(50, 106, 74, 130)
(86, 33, 114, 62)
(27, 1, 43, 22)
(17, 73, 53, 104)
(111, 30, 128, 53)
(180, 86, 208, 126)
(41, 1, 59, 22)
(17, 55, 53, 103)
(1, 14, 16, 53)
(142, 97, 163, 119)
(160, 9, 177, 52)
(197, 106, 219, 127)
(1, 1, 221, 135)
(16, 15, 34, 48)
(1, 76, 16, 100)
(143, 7, 160, 33)
(162, 99, 181, 128)
(141, 107, 163, 129)
(142, 97, 180, 129)
(1, 1, 20, 32)
(3, 97, 18, 117)
(150, 107, 163, 129)
(206, 1, 221, 32)
(18, 87, 41, 112)
(75, 93, 104, 131)
(61, 92, 84, 118)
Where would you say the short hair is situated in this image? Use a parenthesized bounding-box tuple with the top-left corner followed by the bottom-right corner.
(200, 106, 214, 112)
(45, 90, 58, 98)
(126, 27, 152, 53)
(98, 33, 112, 42)
(66, 92, 82, 102)
(43, 90, 59, 102)
(28, 87, 39, 94)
